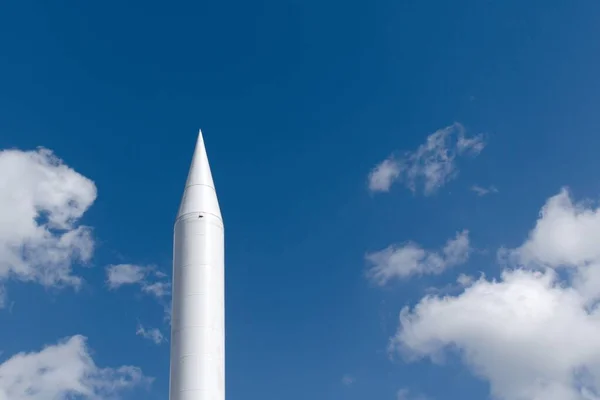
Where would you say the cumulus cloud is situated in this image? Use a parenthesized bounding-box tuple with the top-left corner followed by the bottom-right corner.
(470, 185, 498, 196)
(511, 188, 600, 267)
(0, 148, 96, 299)
(136, 324, 165, 345)
(390, 188, 600, 400)
(503, 188, 600, 306)
(368, 123, 486, 195)
(366, 230, 470, 285)
(0, 335, 150, 400)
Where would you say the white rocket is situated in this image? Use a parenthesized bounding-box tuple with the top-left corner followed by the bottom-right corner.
(169, 130, 225, 400)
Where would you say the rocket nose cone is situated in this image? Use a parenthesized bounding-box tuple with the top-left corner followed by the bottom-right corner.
(177, 130, 222, 221)
(185, 130, 215, 189)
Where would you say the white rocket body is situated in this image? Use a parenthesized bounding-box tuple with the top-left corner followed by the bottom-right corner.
(169, 131, 225, 400)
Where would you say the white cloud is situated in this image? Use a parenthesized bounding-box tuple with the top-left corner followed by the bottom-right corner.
(390, 188, 600, 400)
(106, 264, 147, 289)
(106, 264, 171, 324)
(162, 300, 173, 325)
(341, 374, 355, 386)
(141, 281, 171, 298)
(136, 324, 165, 345)
(457, 133, 486, 155)
(105, 264, 170, 299)
(397, 388, 428, 400)
(368, 123, 486, 195)
(425, 272, 478, 296)
(368, 158, 402, 192)
(470, 185, 498, 196)
(0, 148, 96, 297)
(366, 230, 470, 285)
(0, 335, 151, 400)
(511, 188, 600, 268)
(154, 271, 167, 279)
(456, 273, 474, 287)
(507, 188, 600, 305)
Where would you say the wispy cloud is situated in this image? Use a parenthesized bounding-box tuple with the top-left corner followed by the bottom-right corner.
(397, 388, 429, 400)
(141, 281, 171, 298)
(470, 184, 498, 196)
(0, 286, 5, 309)
(368, 123, 486, 195)
(341, 374, 355, 386)
(366, 230, 470, 285)
(136, 324, 166, 345)
(424, 272, 480, 296)
(105, 264, 171, 324)
(106, 264, 147, 289)
(456, 273, 474, 286)
(368, 158, 402, 192)
(105, 264, 170, 299)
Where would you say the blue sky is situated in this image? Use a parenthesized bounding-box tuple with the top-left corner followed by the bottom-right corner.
(2, 1, 600, 399)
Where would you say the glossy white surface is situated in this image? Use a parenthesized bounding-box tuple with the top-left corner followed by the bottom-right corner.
(177, 130, 222, 221)
(169, 130, 225, 400)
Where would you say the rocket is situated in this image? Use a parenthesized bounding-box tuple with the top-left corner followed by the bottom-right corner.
(169, 130, 225, 400)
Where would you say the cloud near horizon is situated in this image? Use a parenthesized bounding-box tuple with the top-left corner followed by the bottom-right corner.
(391, 188, 600, 400)
(368, 123, 486, 195)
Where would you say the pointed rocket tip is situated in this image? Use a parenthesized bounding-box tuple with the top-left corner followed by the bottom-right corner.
(194, 129, 205, 153)
(186, 131, 213, 189)
(177, 130, 222, 221)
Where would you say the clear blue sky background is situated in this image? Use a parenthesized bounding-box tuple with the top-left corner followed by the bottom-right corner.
(1, 1, 600, 399)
